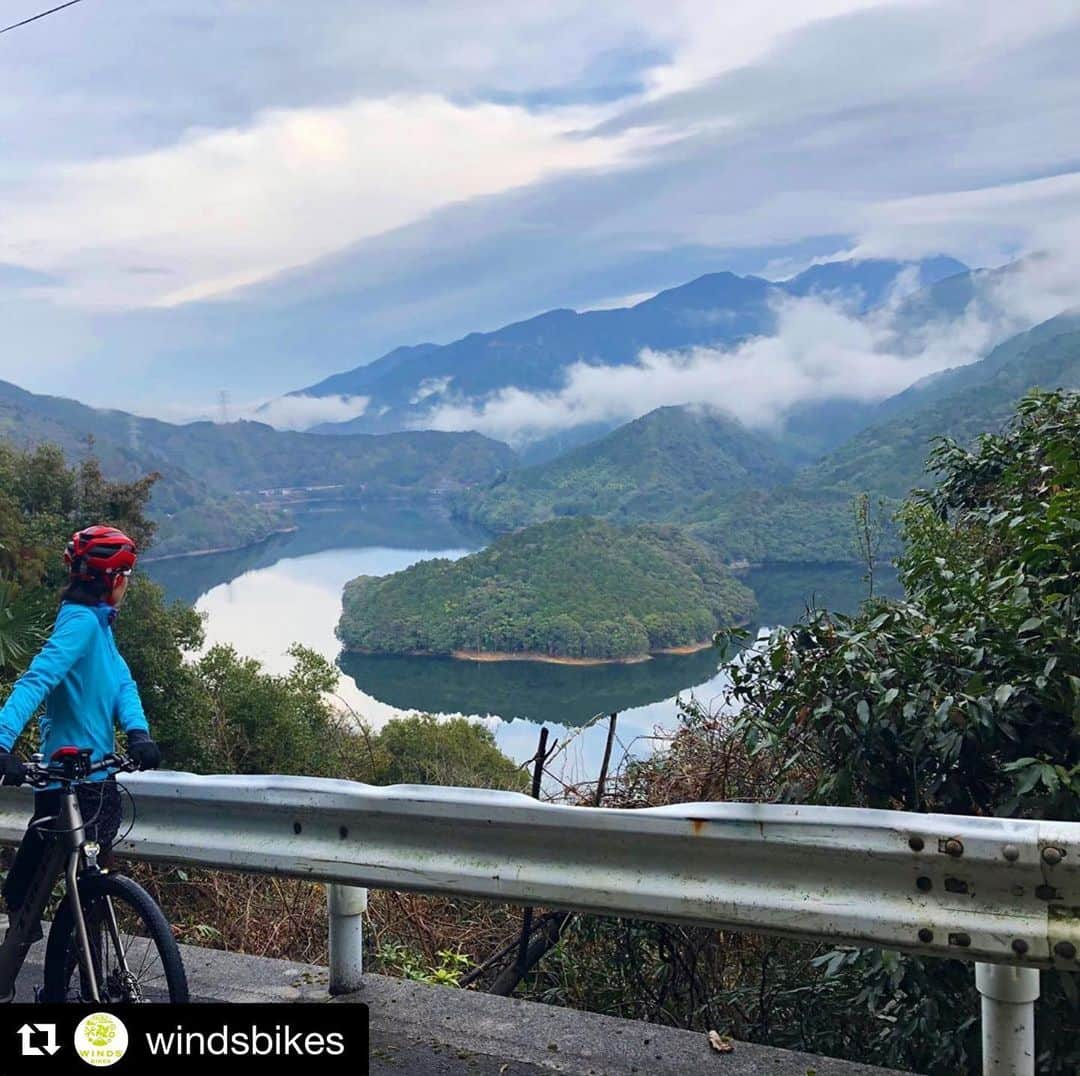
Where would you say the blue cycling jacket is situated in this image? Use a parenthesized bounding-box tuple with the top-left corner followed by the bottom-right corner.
(0, 601, 149, 782)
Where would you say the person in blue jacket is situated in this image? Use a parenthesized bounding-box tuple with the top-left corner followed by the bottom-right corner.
(0, 525, 162, 931)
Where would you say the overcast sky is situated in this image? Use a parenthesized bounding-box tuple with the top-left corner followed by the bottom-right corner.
(1, 0, 1078, 416)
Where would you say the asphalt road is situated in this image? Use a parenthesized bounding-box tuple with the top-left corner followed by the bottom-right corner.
(9, 928, 906, 1076)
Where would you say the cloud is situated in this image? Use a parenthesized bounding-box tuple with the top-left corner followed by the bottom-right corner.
(0, 95, 655, 309)
(0, 1, 890, 164)
(586, 290, 659, 311)
(1, 1, 1079, 418)
(3, 0, 885, 313)
(4, 0, 1050, 315)
(852, 173, 1080, 268)
(419, 248, 1080, 445)
(249, 394, 370, 431)
(409, 377, 454, 405)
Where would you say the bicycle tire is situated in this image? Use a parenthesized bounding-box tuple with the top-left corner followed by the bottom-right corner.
(41, 872, 188, 1003)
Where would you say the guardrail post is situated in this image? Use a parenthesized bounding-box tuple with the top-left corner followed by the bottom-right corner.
(327, 883, 367, 995)
(976, 962, 1040, 1076)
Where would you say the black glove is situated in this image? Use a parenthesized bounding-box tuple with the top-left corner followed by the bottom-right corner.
(0, 749, 27, 787)
(126, 729, 162, 771)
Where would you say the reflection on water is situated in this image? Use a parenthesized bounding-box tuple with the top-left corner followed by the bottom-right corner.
(147, 505, 902, 771)
(151, 540, 473, 724)
(145, 502, 486, 605)
(338, 564, 900, 735)
(146, 530, 299, 606)
(339, 647, 725, 728)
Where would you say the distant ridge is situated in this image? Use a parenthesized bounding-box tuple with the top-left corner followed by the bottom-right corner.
(284, 256, 968, 447)
(802, 318, 1080, 497)
(459, 315, 1080, 565)
(0, 378, 514, 556)
(458, 404, 793, 533)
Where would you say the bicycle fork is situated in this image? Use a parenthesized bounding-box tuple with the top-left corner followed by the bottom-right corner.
(59, 791, 140, 1004)
(58, 790, 100, 1005)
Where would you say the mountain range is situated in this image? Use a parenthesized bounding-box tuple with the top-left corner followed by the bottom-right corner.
(5, 252, 1077, 572)
(459, 314, 1080, 564)
(285, 255, 968, 457)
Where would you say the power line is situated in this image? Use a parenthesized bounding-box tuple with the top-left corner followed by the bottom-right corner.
(0, 0, 84, 36)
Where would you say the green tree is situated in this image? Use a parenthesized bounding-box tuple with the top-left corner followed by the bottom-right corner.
(713, 390, 1080, 1073)
(0, 581, 47, 675)
(374, 714, 527, 790)
(112, 577, 210, 770)
(728, 391, 1080, 819)
(192, 643, 363, 778)
(0, 438, 380, 784)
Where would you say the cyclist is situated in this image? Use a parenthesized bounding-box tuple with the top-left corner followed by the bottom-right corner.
(0, 525, 163, 935)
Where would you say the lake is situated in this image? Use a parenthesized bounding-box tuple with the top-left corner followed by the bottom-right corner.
(146, 503, 897, 782)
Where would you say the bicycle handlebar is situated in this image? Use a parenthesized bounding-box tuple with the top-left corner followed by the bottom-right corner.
(22, 751, 140, 789)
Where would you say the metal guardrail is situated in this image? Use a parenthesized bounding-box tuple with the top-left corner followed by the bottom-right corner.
(0, 772, 1076, 967)
(1, 771, 1075, 1075)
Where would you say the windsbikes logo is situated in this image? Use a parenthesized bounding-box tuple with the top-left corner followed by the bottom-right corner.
(9, 1002, 366, 1072)
(74, 1011, 129, 1067)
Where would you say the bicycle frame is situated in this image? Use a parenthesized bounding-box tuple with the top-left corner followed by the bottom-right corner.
(0, 786, 109, 1002)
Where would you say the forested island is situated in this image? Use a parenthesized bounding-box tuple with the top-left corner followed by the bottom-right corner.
(336, 517, 755, 662)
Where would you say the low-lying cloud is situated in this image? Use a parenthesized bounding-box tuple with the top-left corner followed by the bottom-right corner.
(251, 393, 370, 431)
(420, 247, 1080, 445)
(409, 377, 454, 405)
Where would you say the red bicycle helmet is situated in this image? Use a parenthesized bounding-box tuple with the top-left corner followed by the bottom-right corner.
(64, 525, 137, 579)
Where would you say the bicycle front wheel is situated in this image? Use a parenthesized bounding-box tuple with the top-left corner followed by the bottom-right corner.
(42, 871, 189, 1003)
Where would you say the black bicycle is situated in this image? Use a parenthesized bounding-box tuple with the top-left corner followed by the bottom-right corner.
(0, 747, 188, 1003)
